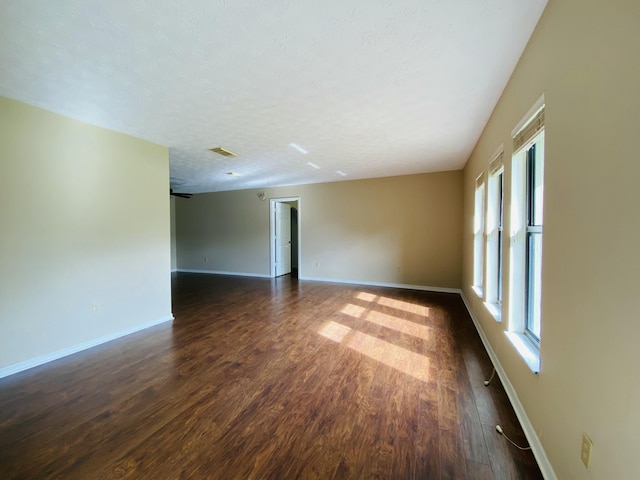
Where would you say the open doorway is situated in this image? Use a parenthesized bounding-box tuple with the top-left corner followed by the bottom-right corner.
(269, 197, 300, 278)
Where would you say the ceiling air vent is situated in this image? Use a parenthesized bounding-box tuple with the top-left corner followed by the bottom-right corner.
(209, 146, 238, 157)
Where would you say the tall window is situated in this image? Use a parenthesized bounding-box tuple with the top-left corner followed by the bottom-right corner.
(473, 174, 485, 296)
(510, 103, 545, 347)
(486, 153, 504, 318)
(497, 171, 504, 305)
(525, 143, 544, 342)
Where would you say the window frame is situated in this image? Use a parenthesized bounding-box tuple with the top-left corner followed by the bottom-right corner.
(524, 142, 544, 345)
(497, 171, 504, 305)
(485, 163, 504, 320)
(506, 96, 545, 374)
(508, 127, 544, 364)
(473, 174, 486, 297)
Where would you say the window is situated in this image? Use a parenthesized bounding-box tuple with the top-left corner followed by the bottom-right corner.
(525, 143, 544, 342)
(473, 174, 485, 296)
(497, 171, 504, 305)
(509, 101, 545, 358)
(485, 152, 504, 319)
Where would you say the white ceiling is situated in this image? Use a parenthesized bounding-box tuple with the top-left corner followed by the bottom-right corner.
(0, 0, 547, 193)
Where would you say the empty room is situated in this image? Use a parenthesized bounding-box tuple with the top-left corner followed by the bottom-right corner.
(1, 1, 638, 479)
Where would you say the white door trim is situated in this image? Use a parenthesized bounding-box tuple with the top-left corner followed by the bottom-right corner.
(269, 196, 301, 278)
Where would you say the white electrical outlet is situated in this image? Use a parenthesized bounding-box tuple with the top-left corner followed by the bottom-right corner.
(92, 303, 100, 315)
(580, 433, 593, 469)
(315, 261, 319, 267)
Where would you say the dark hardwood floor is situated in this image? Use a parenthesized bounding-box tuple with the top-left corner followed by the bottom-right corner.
(0, 273, 543, 479)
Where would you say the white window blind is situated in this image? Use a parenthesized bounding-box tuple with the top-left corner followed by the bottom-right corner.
(513, 107, 545, 153)
(489, 152, 504, 176)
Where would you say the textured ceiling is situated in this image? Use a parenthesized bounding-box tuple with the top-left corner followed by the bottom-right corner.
(0, 0, 547, 193)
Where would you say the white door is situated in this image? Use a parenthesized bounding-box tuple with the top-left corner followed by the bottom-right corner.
(275, 202, 292, 277)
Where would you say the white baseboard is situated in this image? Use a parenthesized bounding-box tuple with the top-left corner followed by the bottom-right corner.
(177, 268, 271, 278)
(177, 271, 459, 293)
(459, 292, 557, 480)
(298, 275, 461, 294)
(0, 314, 174, 380)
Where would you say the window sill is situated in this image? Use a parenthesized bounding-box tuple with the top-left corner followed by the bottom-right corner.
(471, 286, 483, 298)
(484, 302, 502, 322)
(505, 331, 540, 374)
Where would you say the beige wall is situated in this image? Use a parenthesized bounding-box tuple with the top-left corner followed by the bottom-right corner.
(0, 97, 172, 373)
(462, 1, 640, 479)
(176, 171, 463, 289)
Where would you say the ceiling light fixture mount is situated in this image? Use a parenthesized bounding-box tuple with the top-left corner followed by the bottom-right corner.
(210, 147, 238, 157)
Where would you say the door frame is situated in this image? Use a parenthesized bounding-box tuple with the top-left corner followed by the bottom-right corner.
(269, 196, 301, 278)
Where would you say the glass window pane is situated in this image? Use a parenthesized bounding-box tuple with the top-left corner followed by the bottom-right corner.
(474, 233, 484, 288)
(533, 149, 544, 226)
(497, 230, 503, 303)
(475, 184, 484, 233)
(526, 232, 543, 341)
(497, 172, 503, 304)
(474, 182, 484, 291)
(498, 172, 504, 227)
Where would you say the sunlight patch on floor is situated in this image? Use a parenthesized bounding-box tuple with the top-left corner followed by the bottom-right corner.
(377, 296, 430, 317)
(318, 320, 430, 382)
(318, 320, 352, 343)
(356, 292, 378, 302)
(340, 303, 367, 318)
(364, 309, 432, 341)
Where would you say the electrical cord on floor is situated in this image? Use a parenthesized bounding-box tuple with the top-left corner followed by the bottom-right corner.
(495, 425, 532, 451)
(484, 367, 497, 386)
(484, 368, 532, 451)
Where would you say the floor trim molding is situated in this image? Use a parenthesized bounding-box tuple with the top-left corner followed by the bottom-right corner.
(177, 269, 271, 278)
(0, 314, 174, 380)
(298, 276, 460, 294)
(459, 292, 557, 480)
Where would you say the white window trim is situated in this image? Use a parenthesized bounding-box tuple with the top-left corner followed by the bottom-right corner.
(506, 331, 540, 374)
(508, 101, 545, 372)
(523, 139, 544, 345)
(484, 151, 504, 321)
(511, 93, 545, 138)
(508, 138, 543, 372)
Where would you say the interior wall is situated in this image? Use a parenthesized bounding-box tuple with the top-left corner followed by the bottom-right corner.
(461, 1, 640, 479)
(175, 170, 463, 288)
(0, 96, 172, 373)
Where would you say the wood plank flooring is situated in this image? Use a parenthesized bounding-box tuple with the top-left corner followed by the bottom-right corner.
(0, 273, 543, 479)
